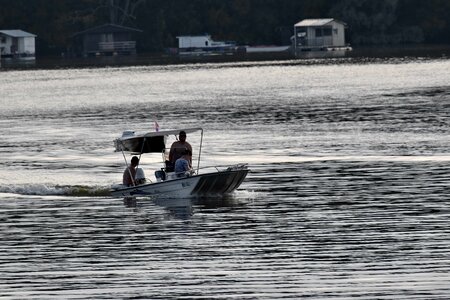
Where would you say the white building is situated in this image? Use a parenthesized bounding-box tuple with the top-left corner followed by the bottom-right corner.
(293, 19, 349, 55)
(176, 34, 236, 55)
(0, 30, 36, 58)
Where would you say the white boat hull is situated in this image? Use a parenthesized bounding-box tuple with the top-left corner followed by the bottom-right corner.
(111, 167, 249, 198)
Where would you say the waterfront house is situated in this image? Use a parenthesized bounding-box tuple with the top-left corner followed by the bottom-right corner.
(176, 34, 236, 56)
(71, 24, 142, 57)
(0, 29, 36, 58)
(293, 19, 350, 55)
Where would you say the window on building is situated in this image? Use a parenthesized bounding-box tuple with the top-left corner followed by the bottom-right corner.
(297, 30, 306, 38)
(315, 28, 322, 37)
(0, 36, 6, 43)
(323, 28, 332, 36)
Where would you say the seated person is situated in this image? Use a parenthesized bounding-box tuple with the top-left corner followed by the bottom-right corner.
(123, 156, 139, 186)
(174, 150, 192, 177)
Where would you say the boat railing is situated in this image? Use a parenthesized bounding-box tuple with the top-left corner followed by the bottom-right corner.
(194, 163, 248, 174)
(162, 163, 247, 178)
(98, 41, 136, 51)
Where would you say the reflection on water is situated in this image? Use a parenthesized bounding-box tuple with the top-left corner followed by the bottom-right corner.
(152, 198, 193, 220)
(123, 196, 243, 220)
(123, 196, 138, 208)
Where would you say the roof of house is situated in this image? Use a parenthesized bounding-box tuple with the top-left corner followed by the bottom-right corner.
(72, 23, 143, 37)
(176, 34, 211, 38)
(0, 30, 37, 37)
(295, 19, 346, 27)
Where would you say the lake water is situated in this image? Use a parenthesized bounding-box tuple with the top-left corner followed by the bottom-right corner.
(1, 57, 449, 299)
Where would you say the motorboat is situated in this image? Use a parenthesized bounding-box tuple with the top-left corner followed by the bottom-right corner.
(111, 127, 249, 198)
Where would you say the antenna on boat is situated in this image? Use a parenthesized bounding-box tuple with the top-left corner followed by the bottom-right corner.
(197, 129, 203, 173)
(136, 137, 146, 171)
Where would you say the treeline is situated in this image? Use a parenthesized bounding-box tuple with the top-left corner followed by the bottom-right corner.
(1, 0, 449, 55)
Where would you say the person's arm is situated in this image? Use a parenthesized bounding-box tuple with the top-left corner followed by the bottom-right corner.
(168, 143, 175, 162)
(187, 143, 193, 165)
(184, 159, 191, 171)
(123, 168, 130, 186)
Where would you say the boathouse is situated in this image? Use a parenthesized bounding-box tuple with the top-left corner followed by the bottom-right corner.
(0, 30, 36, 58)
(71, 24, 142, 57)
(293, 19, 348, 54)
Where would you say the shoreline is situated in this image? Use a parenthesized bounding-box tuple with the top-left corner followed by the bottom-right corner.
(1, 44, 450, 71)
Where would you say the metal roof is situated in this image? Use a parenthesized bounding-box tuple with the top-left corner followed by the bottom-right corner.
(0, 30, 36, 37)
(72, 24, 142, 37)
(295, 19, 345, 27)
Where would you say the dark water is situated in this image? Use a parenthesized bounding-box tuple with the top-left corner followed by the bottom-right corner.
(0, 58, 449, 299)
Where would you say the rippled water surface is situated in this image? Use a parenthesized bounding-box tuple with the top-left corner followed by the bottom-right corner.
(1, 58, 450, 299)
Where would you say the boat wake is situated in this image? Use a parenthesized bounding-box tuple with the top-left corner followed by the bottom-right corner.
(0, 184, 255, 199)
(0, 184, 112, 197)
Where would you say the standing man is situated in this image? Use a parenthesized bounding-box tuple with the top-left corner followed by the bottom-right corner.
(169, 130, 192, 167)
